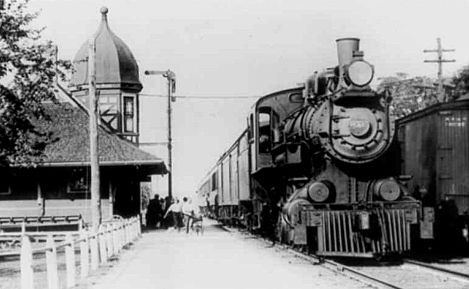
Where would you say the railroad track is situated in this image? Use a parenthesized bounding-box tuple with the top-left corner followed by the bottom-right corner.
(403, 258, 469, 283)
(285, 249, 402, 289)
(288, 250, 469, 289)
(226, 225, 469, 289)
(231, 228, 403, 288)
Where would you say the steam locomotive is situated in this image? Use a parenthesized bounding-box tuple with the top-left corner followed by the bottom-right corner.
(197, 38, 426, 257)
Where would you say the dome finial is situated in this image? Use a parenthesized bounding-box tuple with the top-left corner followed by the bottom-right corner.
(100, 7, 109, 21)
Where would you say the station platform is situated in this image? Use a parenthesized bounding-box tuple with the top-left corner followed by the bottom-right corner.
(90, 219, 368, 289)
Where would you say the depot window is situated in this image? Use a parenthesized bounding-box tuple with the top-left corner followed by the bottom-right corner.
(123, 95, 135, 133)
(0, 181, 11, 195)
(68, 168, 89, 193)
(99, 92, 119, 130)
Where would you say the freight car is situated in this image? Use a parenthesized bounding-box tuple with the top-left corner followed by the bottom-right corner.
(197, 38, 427, 258)
(397, 98, 469, 251)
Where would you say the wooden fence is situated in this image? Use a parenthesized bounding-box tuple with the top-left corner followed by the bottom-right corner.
(16, 216, 141, 289)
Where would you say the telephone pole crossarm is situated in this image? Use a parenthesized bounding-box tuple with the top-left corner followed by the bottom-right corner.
(424, 60, 455, 63)
(423, 37, 456, 102)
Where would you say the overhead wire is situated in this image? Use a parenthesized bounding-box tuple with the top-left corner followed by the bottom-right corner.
(139, 93, 260, 99)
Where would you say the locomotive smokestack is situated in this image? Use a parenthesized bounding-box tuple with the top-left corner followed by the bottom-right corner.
(336, 38, 360, 67)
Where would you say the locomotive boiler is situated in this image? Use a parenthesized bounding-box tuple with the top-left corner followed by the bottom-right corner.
(197, 38, 425, 258)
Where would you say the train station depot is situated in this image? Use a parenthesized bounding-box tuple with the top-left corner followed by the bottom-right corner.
(0, 8, 166, 224)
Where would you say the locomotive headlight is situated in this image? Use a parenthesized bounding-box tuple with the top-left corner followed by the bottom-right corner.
(346, 60, 374, 87)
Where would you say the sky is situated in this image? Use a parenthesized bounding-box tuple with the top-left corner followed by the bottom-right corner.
(28, 0, 469, 198)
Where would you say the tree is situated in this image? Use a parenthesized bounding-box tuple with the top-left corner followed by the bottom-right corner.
(0, 0, 69, 166)
(452, 65, 469, 98)
(377, 74, 439, 118)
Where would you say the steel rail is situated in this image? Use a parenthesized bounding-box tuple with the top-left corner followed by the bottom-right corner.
(324, 259, 403, 289)
(229, 225, 469, 288)
(289, 249, 403, 289)
(229, 225, 404, 289)
(404, 259, 469, 283)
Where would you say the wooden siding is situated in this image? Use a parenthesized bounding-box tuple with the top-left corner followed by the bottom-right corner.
(397, 100, 469, 215)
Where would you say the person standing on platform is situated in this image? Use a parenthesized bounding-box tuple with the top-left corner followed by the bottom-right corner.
(146, 195, 158, 228)
(153, 196, 163, 228)
(159, 197, 167, 228)
(182, 197, 194, 234)
(164, 198, 183, 231)
(164, 196, 172, 228)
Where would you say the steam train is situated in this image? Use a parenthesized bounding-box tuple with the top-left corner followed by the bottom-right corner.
(197, 38, 427, 257)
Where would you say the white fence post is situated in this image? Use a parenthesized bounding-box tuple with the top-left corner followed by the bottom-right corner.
(65, 234, 76, 288)
(124, 220, 129, 246)
(112, 223, 118, 255)
(125, 220, 129, 244)
(105, 224, 112, 258)
(98, 225, 107, 264)
(132, 217, 137, 241)
(127, 220, 131, 245)
(80, 232, 89, 278)
(137, 216, 142, 237)
(46, 236, 59, 289)
(127, 219, 132, 243)
(130, 218, 134, 241)
(115, 222, 120, 252)
(20, 235, 33, 289)
(90, 233, 99, 270)
(119, 221, 124, 249)
(134, 217, 139, 240)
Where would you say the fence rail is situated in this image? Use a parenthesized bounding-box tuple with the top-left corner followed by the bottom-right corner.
(15, 216, 142, 289)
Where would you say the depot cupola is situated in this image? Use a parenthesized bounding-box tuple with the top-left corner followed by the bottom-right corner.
(70, 7, 142, 143)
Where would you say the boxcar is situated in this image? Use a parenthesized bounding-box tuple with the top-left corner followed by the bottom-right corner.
(397, 98, 469, 249)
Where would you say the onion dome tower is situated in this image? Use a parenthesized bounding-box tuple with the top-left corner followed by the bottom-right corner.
(70, 7, 142, 143)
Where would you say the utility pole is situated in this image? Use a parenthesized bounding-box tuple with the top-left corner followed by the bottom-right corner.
(424, 37, 455, 102)
(144, 69, 176, 200)
(88, 37, 101, 229)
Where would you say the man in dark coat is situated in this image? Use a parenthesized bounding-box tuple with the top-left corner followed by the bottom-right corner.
(146, 195, 159, 228)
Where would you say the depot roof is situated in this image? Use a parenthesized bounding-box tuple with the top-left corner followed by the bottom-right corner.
(32, 103, 166, 173)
